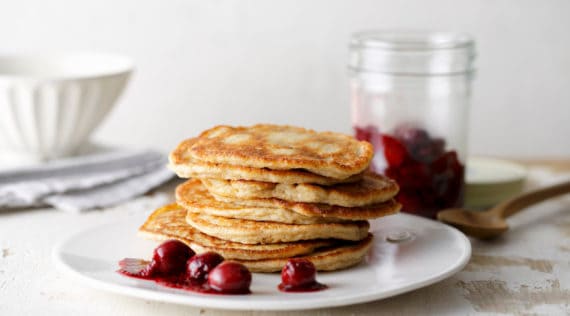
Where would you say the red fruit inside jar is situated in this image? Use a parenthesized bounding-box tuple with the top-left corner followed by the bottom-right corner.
(207, 261, 252, 294)
(355, 125, 465, 218)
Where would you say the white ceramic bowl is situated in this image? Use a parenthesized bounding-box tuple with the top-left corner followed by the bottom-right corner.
(465, 157, 527, 208)
(0, 53, 133, 164)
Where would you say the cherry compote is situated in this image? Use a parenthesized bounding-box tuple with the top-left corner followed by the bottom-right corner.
(118, 240, 252, 295)
(355, 125, 465, 218)
(278, 258, 327, 292)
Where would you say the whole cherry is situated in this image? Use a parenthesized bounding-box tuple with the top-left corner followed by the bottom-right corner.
(280, 258, 317, 288)
(186, 251, 225, 283)
(207, 261, 252, 294)
(147, 240, 195, 276)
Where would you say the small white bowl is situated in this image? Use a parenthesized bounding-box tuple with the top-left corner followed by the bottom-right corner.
(465, 157, 527, 208)
(0, 53, 133, 164)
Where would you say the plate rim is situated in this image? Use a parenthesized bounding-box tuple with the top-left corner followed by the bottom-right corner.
(52, 213, 471, 311)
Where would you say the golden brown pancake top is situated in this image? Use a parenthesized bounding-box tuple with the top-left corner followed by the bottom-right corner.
(169, 138, 364, 185)
(185, 124, 374, 179)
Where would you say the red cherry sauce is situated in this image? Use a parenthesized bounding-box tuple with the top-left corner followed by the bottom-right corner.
(355, 125, 465, 219)
(278, 258, 327, 293)
(278, 282, 328, 293)
(118, 259, 251, 295)
(118, 241, 251, 295)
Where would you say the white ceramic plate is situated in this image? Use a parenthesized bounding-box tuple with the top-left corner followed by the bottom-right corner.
(52, 213, 471, 311)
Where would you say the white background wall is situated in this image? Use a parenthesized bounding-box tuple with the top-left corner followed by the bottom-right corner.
(1, 0, 569, 157)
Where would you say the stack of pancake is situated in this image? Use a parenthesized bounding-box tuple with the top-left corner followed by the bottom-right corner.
(139, 124, 401, 272)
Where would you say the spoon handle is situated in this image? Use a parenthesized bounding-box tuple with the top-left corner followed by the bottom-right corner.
(491, 180, 570, 218)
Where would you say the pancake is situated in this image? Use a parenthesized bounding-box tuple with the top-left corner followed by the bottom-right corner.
(139, 204, 334, 260)
(186, 212, 370, 244)
(211, 193, 401, 221)
(183, 124, 374, 179)
(201, 172, 399, 207)
(176, 179, 345, 224)
(236, 234, 374, 272)
(169, 138, 364, 185)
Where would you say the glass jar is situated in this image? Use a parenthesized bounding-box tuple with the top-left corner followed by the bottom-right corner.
(349, 31, 476, 218)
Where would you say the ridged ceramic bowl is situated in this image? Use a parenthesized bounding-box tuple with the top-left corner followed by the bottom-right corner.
(0, 53, 133, 163)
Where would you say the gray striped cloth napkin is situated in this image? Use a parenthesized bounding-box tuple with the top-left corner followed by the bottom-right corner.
(0, 149, 174, 213)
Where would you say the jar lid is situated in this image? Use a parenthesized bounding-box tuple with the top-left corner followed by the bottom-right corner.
(349, 30, 476, 75)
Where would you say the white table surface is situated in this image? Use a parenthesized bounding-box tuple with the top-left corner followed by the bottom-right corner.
(1, 168, 570, 316)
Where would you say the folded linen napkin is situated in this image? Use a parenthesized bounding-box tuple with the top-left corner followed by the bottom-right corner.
(0, 149, 174, 213)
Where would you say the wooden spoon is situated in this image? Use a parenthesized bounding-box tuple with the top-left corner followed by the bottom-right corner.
(437, 180, 570, 239)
